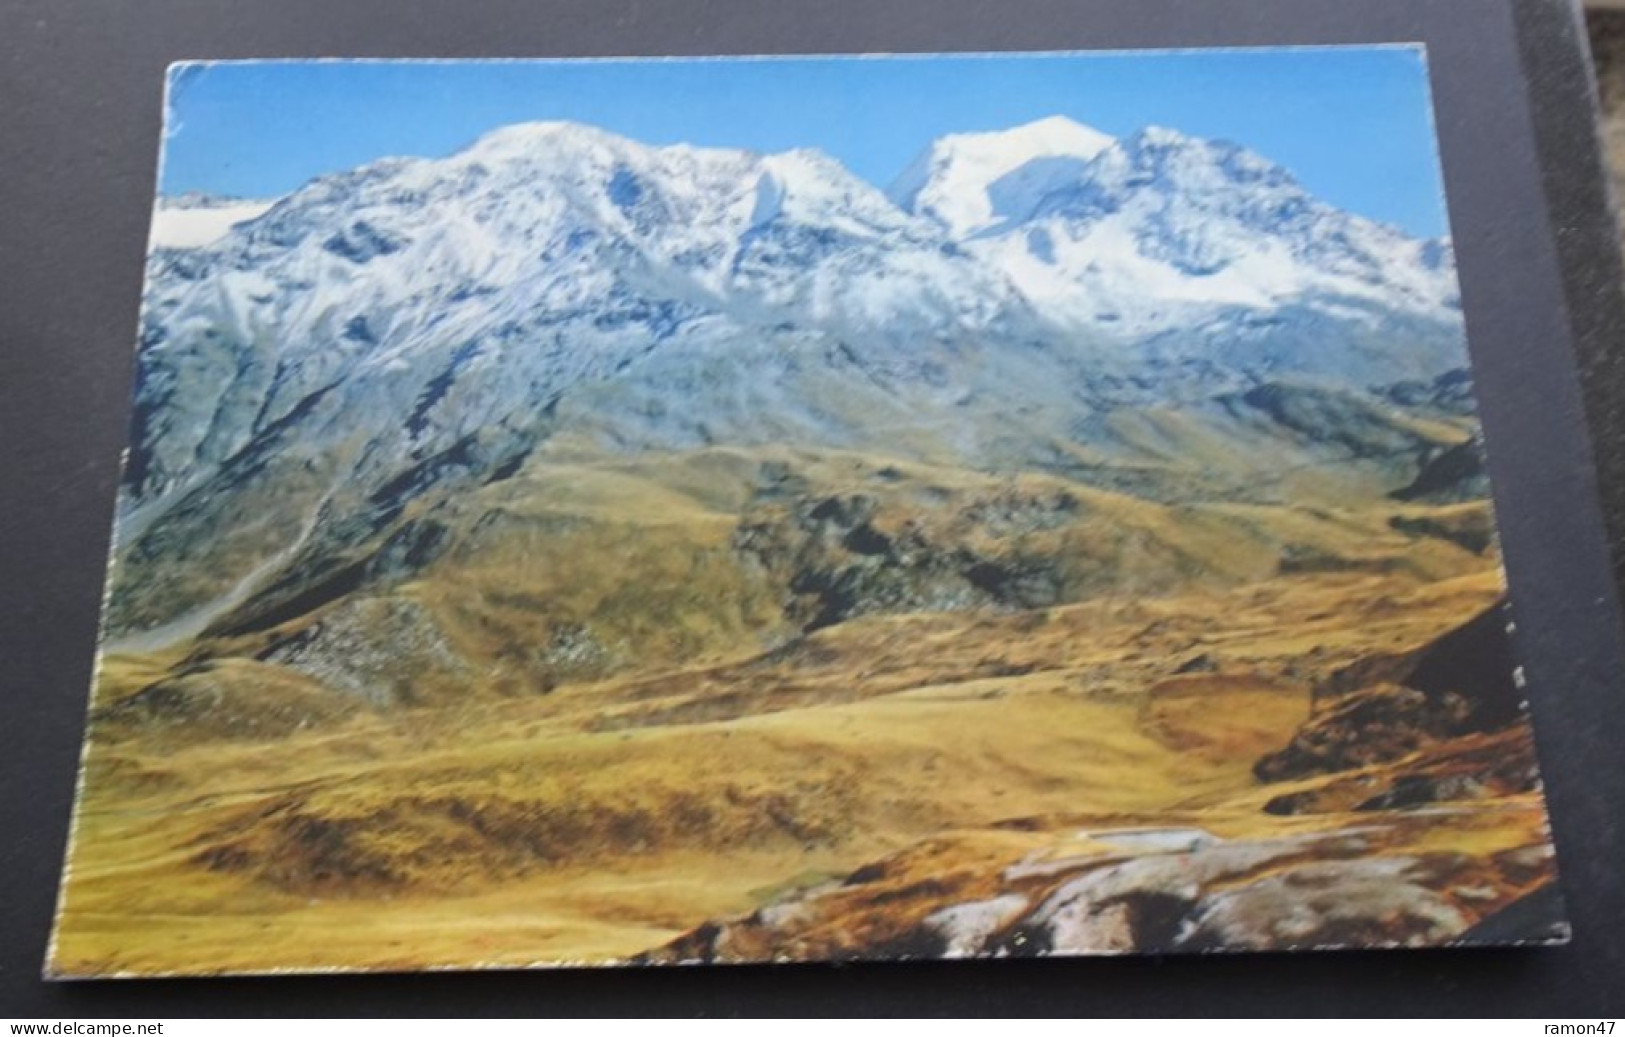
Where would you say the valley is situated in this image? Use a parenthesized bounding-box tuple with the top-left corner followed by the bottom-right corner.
(52, 440, 1558, 973)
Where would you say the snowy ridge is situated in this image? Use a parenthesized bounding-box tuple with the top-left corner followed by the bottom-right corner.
(954, 126, 1460, 335)
(131, 121, 1045, 504)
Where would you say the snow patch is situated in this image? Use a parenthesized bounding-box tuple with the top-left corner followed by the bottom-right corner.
(750, 170, 785, 228)
(1084, 827, 1221, 854)
(149, 200, 275, 249)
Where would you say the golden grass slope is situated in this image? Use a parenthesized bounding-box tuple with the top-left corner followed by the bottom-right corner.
(50, 440, 1551, 974)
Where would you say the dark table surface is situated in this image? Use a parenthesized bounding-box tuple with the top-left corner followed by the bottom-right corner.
(2, 0, 1622, 1017)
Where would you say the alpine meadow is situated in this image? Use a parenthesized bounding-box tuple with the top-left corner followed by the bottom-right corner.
(49, 51, 1566, 975)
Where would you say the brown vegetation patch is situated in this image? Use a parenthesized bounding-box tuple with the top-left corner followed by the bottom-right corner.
(1140, 673, 1310, 763)
(1262, 724, 1544, 816)
(93, 658, 363, 744)
(1256, 601, 1523, 782)
(190, 778, 861, 896)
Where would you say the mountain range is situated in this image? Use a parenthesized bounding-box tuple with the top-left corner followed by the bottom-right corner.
(111, 115, 1473, 643)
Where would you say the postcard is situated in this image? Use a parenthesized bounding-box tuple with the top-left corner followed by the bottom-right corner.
(49, 48, 1566, 976)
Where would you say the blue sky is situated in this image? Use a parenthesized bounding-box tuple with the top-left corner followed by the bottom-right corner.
(162, 48, 1451, 238)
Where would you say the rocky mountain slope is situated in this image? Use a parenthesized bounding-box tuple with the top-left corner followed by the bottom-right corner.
(641, 802, 1558, 962)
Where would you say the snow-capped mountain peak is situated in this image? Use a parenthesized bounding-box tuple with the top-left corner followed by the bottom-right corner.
(887, 115, 1116, 237)
(126, 120, 1050, 506)
(956, 123, 1460, 335)
(122, 115, 1468, 624)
